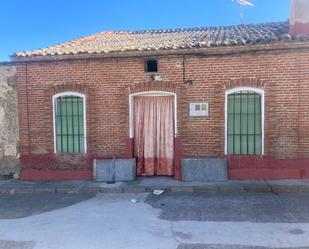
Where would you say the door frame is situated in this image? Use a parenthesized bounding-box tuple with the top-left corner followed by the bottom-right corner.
(129, 91, 177, 139)
(224, 87, 265, 155)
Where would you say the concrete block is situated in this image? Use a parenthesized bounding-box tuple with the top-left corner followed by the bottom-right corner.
(99, 187, 123, 193)
(271, 185, 300, 193)
(78, 187, 99, 193)
(144, 187, 156, 193)
(34, 188, 56, 194)
(243, 184, 271, 193)
(182, 158, 227, 182)
(194, 186, 220, 193)
(95, 160, 114, 182)
(95, 159, 136, 182)
(13, 187, 34, 194)
(115, 159, 136, 182)
(123, 187, 146, 193)
(219, 185, 245, 192)
(55, 187, 79, 194)
(299, 185, 309, 192)
(171, 187, 194, 193)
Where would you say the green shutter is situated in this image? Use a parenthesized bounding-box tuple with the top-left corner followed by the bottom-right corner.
(227, 91, 262, 155)
(55, 96, 85, 154)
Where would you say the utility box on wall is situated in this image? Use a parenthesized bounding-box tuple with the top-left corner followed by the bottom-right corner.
(189, 102, 209, 117)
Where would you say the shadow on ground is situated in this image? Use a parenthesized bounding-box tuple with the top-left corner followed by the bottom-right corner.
(0, 240, 35, 249)
(0, 193, 95, 219)
(145, 192, 309, 223)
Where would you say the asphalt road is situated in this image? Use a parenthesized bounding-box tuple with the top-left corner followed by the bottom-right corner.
(0, 192, 309, 249)
(145, 192, 309, 223)
(0, 193, 95, 219)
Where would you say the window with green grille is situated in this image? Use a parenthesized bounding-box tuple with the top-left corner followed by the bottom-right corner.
(227, 90, 262, 155)
(54, 95, 85, 154)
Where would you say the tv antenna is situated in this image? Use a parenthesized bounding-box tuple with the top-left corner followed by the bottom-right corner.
(233, 0, 254, 25)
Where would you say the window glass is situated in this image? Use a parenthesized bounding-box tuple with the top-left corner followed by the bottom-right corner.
(55, 95, 85, 154)
(227, 91, 262, 155)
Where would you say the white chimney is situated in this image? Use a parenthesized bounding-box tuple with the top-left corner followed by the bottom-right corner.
(290, 0, 309, 35)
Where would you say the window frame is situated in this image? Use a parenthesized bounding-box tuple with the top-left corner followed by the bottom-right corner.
(52, 92, 87, 154)
(224, 87, 264, 155)
(145, 59, 158, 73)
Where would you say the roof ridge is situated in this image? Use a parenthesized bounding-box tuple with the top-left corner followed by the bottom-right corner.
(107, 21, 289, 34)
(13, 21, 302, 59)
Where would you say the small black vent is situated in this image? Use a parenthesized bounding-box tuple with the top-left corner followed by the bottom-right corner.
(145, 59, 158, 73)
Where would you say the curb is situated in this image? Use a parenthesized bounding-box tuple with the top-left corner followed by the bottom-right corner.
(0, 184, 308, 194)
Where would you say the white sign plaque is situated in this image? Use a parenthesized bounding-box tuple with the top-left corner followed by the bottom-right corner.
(189, 102, 209, 117)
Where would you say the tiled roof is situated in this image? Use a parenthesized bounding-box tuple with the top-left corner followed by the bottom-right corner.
(14, 21, 307, 58)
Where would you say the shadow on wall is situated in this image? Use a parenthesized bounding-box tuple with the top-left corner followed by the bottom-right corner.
(0, 64, 20, 179)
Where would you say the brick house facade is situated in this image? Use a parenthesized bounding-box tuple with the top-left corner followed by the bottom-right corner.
(13, 0, 309, 180)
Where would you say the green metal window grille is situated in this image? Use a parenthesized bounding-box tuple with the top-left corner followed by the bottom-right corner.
(55, 96, 85, 154)
(227, 91, 262, 155)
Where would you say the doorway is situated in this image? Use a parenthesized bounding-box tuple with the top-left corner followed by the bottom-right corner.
(130, 92, 176, 176)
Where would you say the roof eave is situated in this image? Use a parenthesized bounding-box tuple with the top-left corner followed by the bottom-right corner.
(11, 41, 309, 63)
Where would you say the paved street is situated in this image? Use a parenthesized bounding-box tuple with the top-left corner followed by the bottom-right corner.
(0, 192, 309, 249)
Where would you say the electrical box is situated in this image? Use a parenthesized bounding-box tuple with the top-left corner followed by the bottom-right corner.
(152, 75, 163, 81)
(189, 102, 209, 117)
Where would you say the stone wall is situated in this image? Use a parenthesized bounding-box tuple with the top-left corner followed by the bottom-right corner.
(0, 64, 20, 178)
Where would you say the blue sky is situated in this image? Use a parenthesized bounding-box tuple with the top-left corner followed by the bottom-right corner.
(1, 0, 290, 61)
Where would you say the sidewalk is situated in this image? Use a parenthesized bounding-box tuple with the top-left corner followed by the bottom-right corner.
(1, 177, 309, 194)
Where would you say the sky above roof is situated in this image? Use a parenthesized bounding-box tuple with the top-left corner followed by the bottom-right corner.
(1, 0, 290, 61)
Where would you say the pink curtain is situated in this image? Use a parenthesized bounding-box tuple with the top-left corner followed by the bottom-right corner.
(134, 96, 175, 176)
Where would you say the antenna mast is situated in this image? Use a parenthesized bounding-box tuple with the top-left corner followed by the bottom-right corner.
(233, 0, 254, 25)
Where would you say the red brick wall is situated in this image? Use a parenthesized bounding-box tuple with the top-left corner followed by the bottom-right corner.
(16, 46, 309, 179)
